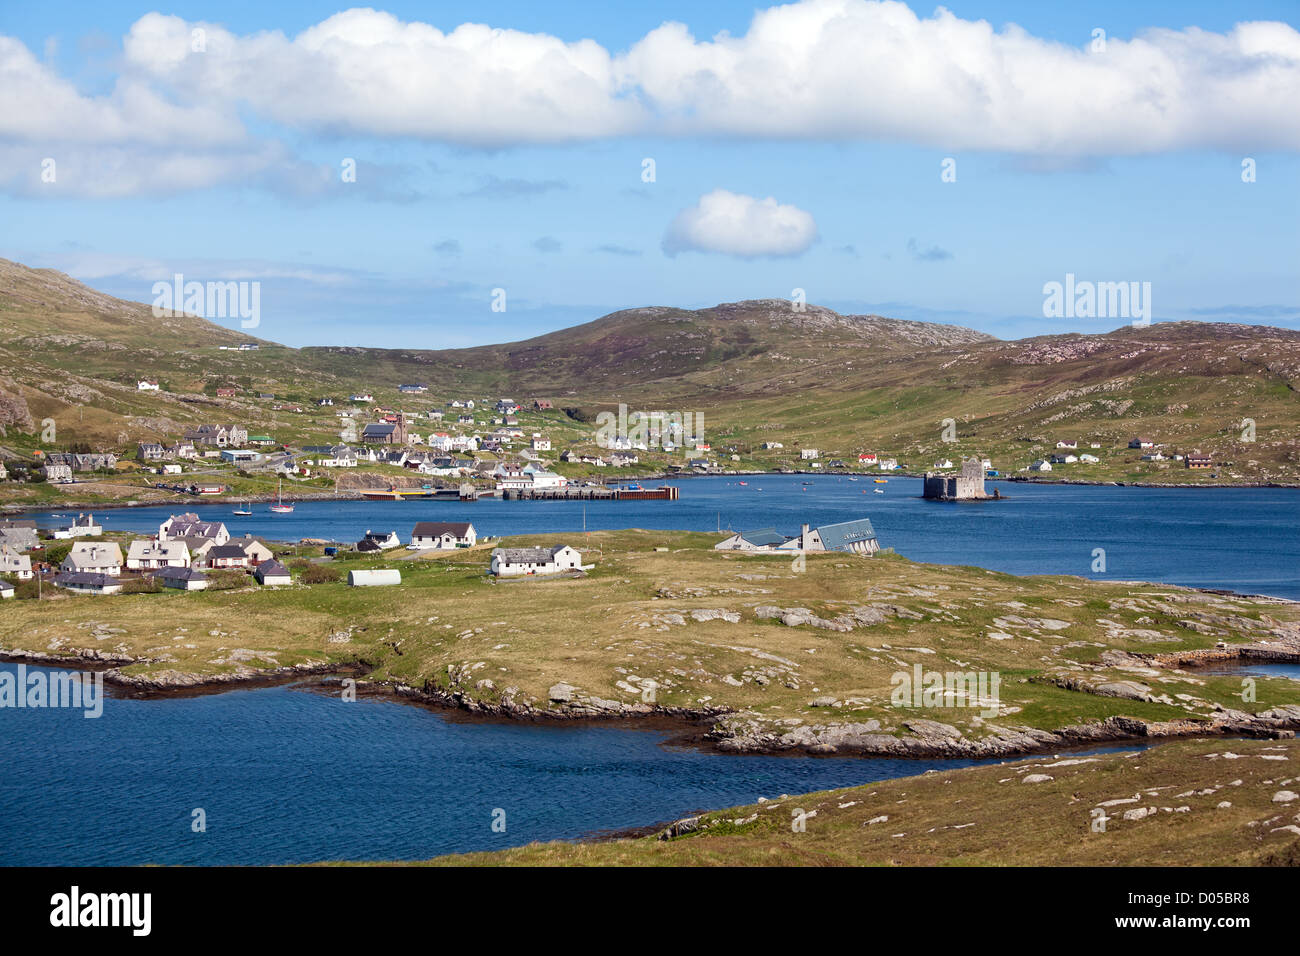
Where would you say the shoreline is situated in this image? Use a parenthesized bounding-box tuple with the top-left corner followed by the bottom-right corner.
(4, 471, 1298, 515)
(6, 639, 1299, 761)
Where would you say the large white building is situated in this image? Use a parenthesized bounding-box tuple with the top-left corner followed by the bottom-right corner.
(0, 545, 33, 579)
(126, 539, 192, 570)
(51, 513, 102, 539)
(489, 545, 585, 577)
(61, 542, 123, 576)
(410, 522, 477, 550)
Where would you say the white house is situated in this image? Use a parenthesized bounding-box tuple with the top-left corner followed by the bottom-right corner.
(0, 580, 13, 599)
(1029, 459, 1053, 472)
(800, 448, 819, 460)
(126, 539, 191, 570)
(1056, 440, 1078, 449)
(52, 513, 103, 539)
(531, 436, 551, 452)
(233, 536, 275, 566)
(0, 545, 33, 579)
(159, 513, 229, 545)
(253, 560, 292, 586)
(61, 542, 123, 576)
(53, 572, 123, 595)
(137, 380, 160, 391)
(358, 529, 402, 551)
(490, 544, 587, 577)
(410, 522, 477, 550)
(1079, 454, 1100, 463)
(933, 459, 954, 469)
(495, 464, 567, 492)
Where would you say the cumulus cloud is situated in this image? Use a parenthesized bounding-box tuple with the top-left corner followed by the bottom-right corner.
(3, 1, 1299, 199)
(0, 34, 242, 146)
(123, 10, 641, 147)
(663, 189, 817, 258)
(115, 3, 1300, 155)
(620, 1, 1300, 154)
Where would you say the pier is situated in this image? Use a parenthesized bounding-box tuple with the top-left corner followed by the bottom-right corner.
(502, 485, 679, 501)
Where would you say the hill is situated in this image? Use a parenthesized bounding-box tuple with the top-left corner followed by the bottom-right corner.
(0, 259, 1297, 492)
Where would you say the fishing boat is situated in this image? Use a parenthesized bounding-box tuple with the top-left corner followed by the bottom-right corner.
(874, 478, 888, 484)
(232, 501, 252, 515)
(847, 477, 858, 482)
(738, 481, 748, 486)
(269, 479, 294, 513)
(874, 488, 885, 494)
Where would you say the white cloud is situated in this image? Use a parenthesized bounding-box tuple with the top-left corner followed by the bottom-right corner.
(0, 34, 241, 146)
(663, 189, 817, 258)
(2, 1, 1299, 199)
(622, 1, 1300, 153)
(123, 10, 642, 147)
(115, 2, 1300, 155)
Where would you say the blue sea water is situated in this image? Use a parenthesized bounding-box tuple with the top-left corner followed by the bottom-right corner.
(0, 664, 1043, 866)
(29, 475, 1300, 597)
(6, 478, 1293, 865)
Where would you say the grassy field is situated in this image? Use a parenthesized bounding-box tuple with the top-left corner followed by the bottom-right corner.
(3, 530, 1298, 750)
(398, 737, 1300, 866)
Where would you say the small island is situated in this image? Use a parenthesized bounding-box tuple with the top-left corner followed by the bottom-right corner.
(922, 457, 999, 500)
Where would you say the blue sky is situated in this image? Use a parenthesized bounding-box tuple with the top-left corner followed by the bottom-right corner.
(1, 1, 1297, 347)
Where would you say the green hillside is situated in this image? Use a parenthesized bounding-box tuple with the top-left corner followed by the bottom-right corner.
(1, 259, 1297, 494)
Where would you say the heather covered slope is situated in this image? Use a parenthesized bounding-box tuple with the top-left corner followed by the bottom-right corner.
(0, 259, 1297, 486)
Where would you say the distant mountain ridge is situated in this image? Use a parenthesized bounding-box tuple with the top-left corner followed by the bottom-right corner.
(0, 259, 1297, 486)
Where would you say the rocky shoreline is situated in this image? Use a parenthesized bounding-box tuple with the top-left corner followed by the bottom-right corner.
(6, 638, 1300, 760)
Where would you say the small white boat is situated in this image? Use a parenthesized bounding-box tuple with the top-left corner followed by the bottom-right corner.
(232, 500, 252, 515)
(269, 479, 294, 514)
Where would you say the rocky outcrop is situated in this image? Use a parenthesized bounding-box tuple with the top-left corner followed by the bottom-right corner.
(754, 604, 894, 631)
(0, 386, 34, 436)
(707, 707, 1300, 758)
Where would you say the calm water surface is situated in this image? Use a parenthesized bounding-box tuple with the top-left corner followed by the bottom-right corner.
(8, 478, 1293, 865)
(31, 476, 1300, 597)
(0, 664, 1069, 866)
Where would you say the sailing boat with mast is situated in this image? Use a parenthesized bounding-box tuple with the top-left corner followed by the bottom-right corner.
(269, 478, 294, 513)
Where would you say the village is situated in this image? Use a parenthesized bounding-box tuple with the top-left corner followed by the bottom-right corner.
(0, 505, 605, 599)
(0, 496, 897, 600)
(0, 378, 1227, 601)
(0, 372, 1223, 502)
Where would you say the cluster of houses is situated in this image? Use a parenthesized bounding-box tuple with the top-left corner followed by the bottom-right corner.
(318, 519, 589, 579)
(1026, 439, 1213, 472)
(1126, 438, 1213, 468)
(35, 512, 294, 595)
